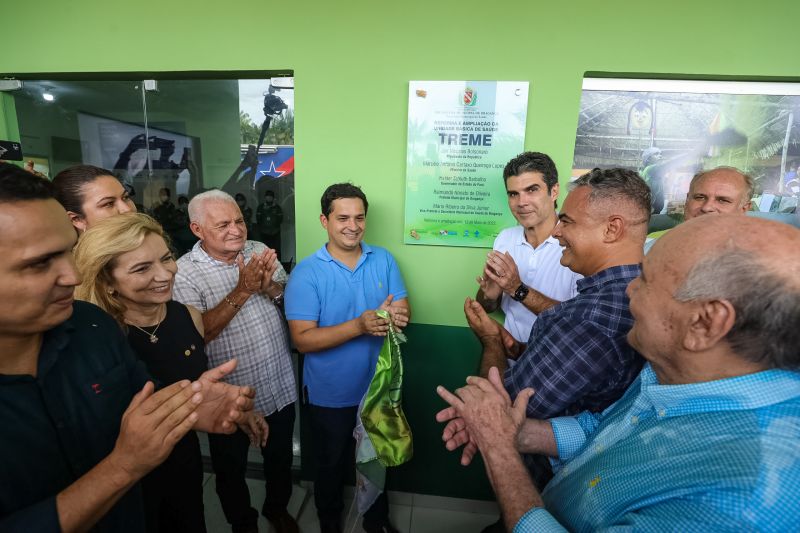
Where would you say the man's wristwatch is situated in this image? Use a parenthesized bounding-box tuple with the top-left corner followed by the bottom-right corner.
(511, 283, 529, 302)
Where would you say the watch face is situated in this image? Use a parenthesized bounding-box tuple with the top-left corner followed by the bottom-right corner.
(513, 284, 529, 302)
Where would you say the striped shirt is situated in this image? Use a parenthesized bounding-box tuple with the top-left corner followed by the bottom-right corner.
(174, 240, 296, 416)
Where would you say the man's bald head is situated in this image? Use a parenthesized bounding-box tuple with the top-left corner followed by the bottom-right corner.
(683, 166, 753, 220)
(658, 215, 800, 369)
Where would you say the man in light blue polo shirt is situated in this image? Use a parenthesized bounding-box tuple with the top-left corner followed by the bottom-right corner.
(285, 183, 409, 533)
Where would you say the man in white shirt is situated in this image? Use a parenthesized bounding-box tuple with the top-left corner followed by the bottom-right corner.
(473, 152, 582, 533)
(476, 152, 581, 343)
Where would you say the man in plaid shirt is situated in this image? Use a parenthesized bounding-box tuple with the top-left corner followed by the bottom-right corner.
(467, 168, 648, 419)
(174, 190, 298, 533)
(464, 169, 648, 513)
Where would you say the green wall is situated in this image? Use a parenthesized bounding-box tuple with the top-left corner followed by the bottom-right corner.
(0, 94, 18, 141)
(3, 0, 799, 499)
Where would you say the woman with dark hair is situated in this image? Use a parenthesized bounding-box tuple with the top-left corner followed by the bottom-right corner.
(52, 164, 136, 232)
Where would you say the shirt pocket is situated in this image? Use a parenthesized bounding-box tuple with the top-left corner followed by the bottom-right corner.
(79, 362, 133, 426)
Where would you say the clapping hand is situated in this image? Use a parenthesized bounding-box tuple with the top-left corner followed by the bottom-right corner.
(111, 380, 203, 479)
(463, 297, 503, 342)
(193, 359, 256, 434)
(238, 411, 269, 448)
(435, 367, 534, 465)
(236, 249, 269, 294)
(484, 252, 522, 295)
(258, 248, 282, 296)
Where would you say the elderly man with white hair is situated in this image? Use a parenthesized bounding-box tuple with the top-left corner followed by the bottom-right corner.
(174, 190, 298, 533)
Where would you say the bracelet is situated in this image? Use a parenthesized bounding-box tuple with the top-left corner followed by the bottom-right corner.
(224, 296, 242, 311)
(271, 291, 284, 304)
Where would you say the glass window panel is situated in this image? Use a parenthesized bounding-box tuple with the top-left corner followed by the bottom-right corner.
(572, 77, 800, 229)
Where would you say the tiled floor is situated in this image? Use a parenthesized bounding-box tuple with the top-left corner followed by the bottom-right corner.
(201, 474, 499, 533)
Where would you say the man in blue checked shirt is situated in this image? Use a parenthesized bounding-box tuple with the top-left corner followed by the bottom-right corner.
(470, 166, 648, 533)
(466, 169, 649, 532)
(466, 168, 649, 421)
(438, 214, 800, 532)
(174, 190, 298, 533)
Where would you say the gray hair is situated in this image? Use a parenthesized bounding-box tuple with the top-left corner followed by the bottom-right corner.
(689, 166, 755, 205)
(571, 167, 652, 224)
(187, 189, 238, 224)
(674, 249, 800, 370)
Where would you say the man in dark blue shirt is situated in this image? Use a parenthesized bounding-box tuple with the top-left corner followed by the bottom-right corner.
(463, 169, 648, 514)
(466, 168, 648, 417)
(0, 163, 259, 533)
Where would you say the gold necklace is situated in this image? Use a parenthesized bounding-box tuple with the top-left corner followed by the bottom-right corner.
(127, 305, 165, 344)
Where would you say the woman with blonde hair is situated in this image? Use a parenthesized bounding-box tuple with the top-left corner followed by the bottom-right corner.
(74, 213, 265, 533)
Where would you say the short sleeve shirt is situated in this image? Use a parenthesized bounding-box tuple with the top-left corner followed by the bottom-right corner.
(493, 226, 581, 342)
(285, 243, 407, 407)
(173, 240, 297, 415)
(504, 264, 643, 418)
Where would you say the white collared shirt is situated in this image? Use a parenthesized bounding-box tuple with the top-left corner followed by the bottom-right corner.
(493, 226, 582, 342)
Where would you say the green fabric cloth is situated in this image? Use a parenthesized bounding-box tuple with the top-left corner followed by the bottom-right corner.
(359, 309, 413, 467)
(354, 310, 413, 513)
(647, 228, 670, 240)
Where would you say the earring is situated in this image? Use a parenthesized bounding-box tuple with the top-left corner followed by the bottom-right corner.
(107, 289, 115, 296)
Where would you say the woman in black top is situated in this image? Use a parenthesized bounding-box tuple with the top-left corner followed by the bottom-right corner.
(73, 213, 266, 533)
(126, 302, 208, 533)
